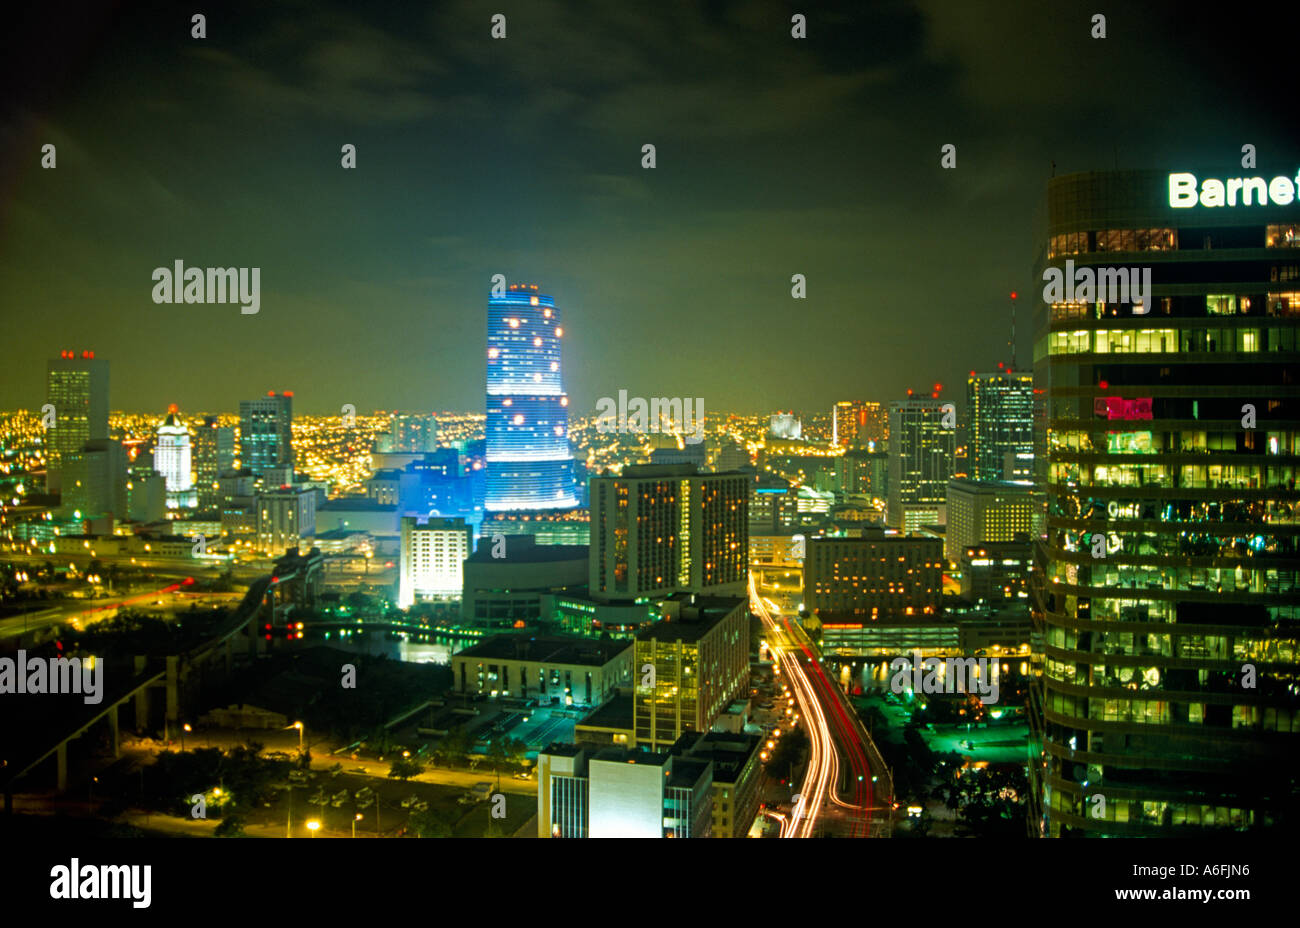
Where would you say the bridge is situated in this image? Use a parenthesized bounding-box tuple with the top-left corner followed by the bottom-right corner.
(0, 548, 325, 811)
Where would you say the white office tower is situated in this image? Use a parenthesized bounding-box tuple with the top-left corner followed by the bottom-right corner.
(156, 405, 197, 509)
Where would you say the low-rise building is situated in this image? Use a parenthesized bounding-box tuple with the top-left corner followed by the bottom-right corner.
(634, 594, 749, 749)
(451, 633, 633, 708)
(461, 535, 587, 629)
(537, 742, 713, 838)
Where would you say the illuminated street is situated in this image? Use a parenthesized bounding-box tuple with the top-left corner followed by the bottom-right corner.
(750, 573, 894, 838)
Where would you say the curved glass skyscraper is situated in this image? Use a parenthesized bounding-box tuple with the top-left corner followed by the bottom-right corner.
(1029, 169, 1300, 836)
(485, 283, 577, 511)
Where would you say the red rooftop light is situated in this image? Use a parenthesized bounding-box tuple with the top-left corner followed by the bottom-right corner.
(1099, 380, 1109, 390)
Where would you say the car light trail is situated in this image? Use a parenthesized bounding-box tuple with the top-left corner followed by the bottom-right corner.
(751, 571, 894, 838)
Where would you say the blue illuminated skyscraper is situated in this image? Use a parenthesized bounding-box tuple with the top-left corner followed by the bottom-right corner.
(484, 283, 577, 511)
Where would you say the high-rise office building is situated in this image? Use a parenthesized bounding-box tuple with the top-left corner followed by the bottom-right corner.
(239, 392, 294, 475)
(837, 447, 889, 502)
(193, 416, 235, 509)
(887, 398, 956, 531)
(484, 284, 577, 511)
(749, 474, 800, 534)
(45, 349, 109, 494)
(589, 464, 749, 601)
(833, 400, 887, 448)
(256, 486, 315, 555)
(945, 477, 1036, 563)
(375, 412, 438, 453)
(968, 370, 1034, 481)
(155, 405, 196, 509)
(61, 439, 126, 526)
(769, 412, 802, 440)
(1030, 168, 1300, 836)
(125, 450, 166, 523)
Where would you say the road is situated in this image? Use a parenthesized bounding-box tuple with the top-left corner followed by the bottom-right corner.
(120, 729, 536, 798)
(0, 581, 244, 644)
(750, 573, 894, 838)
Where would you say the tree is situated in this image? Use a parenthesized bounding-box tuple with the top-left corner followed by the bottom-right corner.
(388, 757, 422, 781)
(408, 807, 453, 838)
(366, 725, 395, 757)
(934, 763, 1029, 838)
(506, 738, 528, 767)
(214, 814, 247, 837)
(439, 727, 471, 767)
(486, 737, 510, 772)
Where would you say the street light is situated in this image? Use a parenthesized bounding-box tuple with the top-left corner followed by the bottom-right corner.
(353, 813, 362, 838)
(307, 819, 320, 837)
(181, 723, 191, 751)
(292, 721, 304, 754)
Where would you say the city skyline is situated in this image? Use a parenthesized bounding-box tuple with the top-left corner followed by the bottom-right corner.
(1, 0, 1297, 862)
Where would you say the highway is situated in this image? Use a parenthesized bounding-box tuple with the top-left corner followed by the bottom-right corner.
(749, 573, 894, 838)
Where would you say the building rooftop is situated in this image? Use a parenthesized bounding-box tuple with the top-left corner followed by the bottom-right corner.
(947, 477, 1037, 492)
(809, 530, 938, 545)
(456, 633, 631, 666)
(683, 731, 762, 783)
(667, 756, 712, 789)
(592, 746, 672, 766)
(576, 693, 634, 732)
(318, 498, 397, 512)
(315, 527, 367, 540)
(636, 594, 746, 644)
(466, 536, 587, 564)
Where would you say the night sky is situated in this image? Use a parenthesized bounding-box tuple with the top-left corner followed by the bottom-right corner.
(1, 0, 1296, 416)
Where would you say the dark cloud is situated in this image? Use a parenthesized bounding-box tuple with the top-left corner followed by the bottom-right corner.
(0, 0, 1296, 417)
